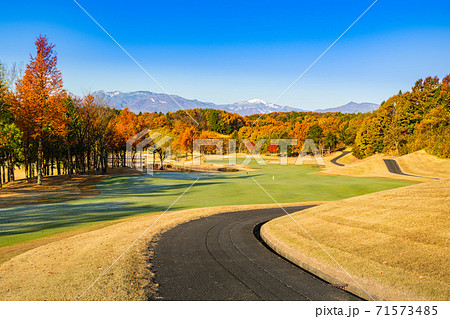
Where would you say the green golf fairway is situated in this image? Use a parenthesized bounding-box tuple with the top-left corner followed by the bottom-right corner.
(0, 164, 413, 247)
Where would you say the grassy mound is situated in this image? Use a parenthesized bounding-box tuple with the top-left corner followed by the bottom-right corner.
(262, 178, 450, 300)
(397, 150, 450, 178)
(318, 149, 450, 181)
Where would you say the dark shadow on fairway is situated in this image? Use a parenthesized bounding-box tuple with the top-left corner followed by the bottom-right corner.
(0, 172, 268, 238)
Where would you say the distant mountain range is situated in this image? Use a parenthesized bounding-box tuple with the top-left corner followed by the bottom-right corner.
(92, 90, 378, 116)
(315, 102, 379, 113)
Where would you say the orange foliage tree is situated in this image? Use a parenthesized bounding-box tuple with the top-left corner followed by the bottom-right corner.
(13, 35, 67, 184)
(179, 126, 198, 159)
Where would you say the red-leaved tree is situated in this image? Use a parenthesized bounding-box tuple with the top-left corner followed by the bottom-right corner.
(13, 35, 67, 184)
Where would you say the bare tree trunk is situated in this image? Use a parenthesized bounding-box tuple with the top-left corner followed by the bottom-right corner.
(87, 150, 91, 173)
(8, 155, 15, 182)
(25, 161, 29, 179)
(2, 165, 5, 184)
(24, 149, 29, 179)
(158, 152, 165, 169)
(67, 144, 72, 177)
(37, 137, 43, 185)
(6, 159, 10, 183)
(101, 149, 108, 174)
(81, 151, 85, 173)
(6, 161, 10, 183)
(93, 148, 98, 173)
(10, 164, 15, 181)
(56, 156, 61, 175)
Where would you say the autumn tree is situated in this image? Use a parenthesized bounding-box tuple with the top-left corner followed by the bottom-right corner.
(92, 102, 117, 174)
(13, 35, 67, 184)
(70, 94, 104, 173)
(384, 123, 407, 155)
(354, 75, 450, 158)
(0, 62, 24, 185)
(289, 122, 312, 153)
(150, 128, 176, 169)
(108, 107, 139, 167)
(198, 130, 222, 154)
(324, 131, 337, 150)
(306, 124, 323, 147)
(0, 62, 9, 186)
(179, 125, 197, 159)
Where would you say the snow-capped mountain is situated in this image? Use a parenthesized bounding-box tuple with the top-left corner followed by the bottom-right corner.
(93, 90, 378, 115)
(217, 98, 300, 116)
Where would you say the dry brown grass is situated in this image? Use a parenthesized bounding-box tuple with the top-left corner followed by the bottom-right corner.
(0, 221, 121, 265)
(0, 175, 91, 207)
(266, 149, 368, 168)
(0, 202, 323, 301)
(397, 150, 450, 179)
(5, 167, 27, 180)
(322, 149, 360, 167)
(336, 152, 359, 165)
(317, 150, 449, 181)
(316, 154, 426, 182)
(320, 151, 344, 167)
(262, 179, 450, 300)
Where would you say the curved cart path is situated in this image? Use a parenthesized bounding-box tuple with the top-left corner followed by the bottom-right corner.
(151, 206, 361, 301)
(330, 151, 352, 167)
(383, 159, 438, 179)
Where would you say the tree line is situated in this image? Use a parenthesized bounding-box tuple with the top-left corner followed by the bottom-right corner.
(353, 76, 450, 158)
(1, 35, 448, 186)
(0, 35, 121, 186)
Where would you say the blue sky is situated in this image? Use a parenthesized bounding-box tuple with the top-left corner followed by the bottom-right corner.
(1, 0, 449, 110)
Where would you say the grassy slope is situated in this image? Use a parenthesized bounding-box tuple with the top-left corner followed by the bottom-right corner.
(262, 178, 450, 300)
(318, 155, 427, 181)
(318, 150, 450, 181)
(0, 163, 413, 248)
(336, 152, 359, 165)
(397, 150, 450, 178)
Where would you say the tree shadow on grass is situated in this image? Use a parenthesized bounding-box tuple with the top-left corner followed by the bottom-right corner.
(0, 201, 180, 236)
(0, 173, 263, 237)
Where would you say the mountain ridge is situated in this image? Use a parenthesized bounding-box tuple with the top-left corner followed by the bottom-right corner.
(93, 90, 378, 115)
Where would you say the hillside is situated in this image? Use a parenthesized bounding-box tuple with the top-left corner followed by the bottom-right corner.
(316, 101, 379, 113)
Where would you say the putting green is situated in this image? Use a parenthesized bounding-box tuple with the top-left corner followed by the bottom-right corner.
(0, 164, 413, 247)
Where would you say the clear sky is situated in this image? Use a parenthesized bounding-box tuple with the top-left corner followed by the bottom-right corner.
(1, 0, 449, 110)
